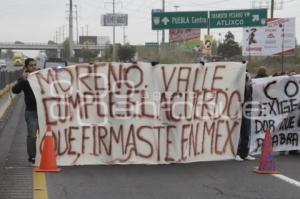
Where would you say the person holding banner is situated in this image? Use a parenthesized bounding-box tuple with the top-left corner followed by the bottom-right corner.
(237, 66, 268, 160)
(255, 66, 268, 78)
(236, 71, 256, 161)
(12, 58, 39, 164)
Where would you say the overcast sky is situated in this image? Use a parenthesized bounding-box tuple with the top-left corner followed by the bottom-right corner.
(0, 0, 299, 56)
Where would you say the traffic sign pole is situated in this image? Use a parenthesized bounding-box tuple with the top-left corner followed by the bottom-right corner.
(113, 0, 116, 62)
(152, 9, 162, 61)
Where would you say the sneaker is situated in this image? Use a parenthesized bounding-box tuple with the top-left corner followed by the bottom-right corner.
(28, 158, 35, 164)
(245, 155, 256, 161)
(235, 155, 244, 161)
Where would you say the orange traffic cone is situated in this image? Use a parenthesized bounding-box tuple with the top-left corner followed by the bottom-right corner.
(36, 125, 61, 172)
(255, 128, 279, 174)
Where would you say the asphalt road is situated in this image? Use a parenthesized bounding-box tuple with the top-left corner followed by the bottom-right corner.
(46, 155, 300, 199)
(1, 96, 300, 199)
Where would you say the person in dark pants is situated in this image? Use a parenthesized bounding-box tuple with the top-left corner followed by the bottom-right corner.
(12, 58, 38, 164)
(236, 71, 255, 161)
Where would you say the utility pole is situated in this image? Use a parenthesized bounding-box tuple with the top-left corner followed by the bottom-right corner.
(74, 4, 79, 44)
(86, 24, 89, 36)
(105, 0, 121, 61)
(280, 23, 284, 73)
(162, 0, 165, 43)
(252, 0, 282, 18)
(62, 25, 65, 42)
(123, 27, 127, 44)
(81, 26, 84, 36)
(113, 0, 116, 61)
(58, 28, 61, 43)
(55, 31, 58, 43)
(69, 0, 74, 57)
(271, 0, 274, 18)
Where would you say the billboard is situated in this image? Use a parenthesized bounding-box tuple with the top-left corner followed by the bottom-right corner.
(169, 29, 200, 42)
(242, 18, 296, 56)
(101, 13, 128, 26)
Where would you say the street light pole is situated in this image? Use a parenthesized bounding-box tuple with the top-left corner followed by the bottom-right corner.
(271, 0, 274, 18)
(112, 0, 116, 61)
(162, 0, 165, 44)
(279, 23, 284, 73)
(69, 0, 74, 57)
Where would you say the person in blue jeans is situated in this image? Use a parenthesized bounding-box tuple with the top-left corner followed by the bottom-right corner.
(12, 58, 38, 164)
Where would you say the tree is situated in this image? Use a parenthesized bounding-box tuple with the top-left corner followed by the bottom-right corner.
(74, 39, 100, 62)
(217, 31, 242, 58)
(101, 44, 136, 62)
(211, 39, 218, 56)
(75, 49, 100, 62)
(62, 38, 70, 59)
(117, 44, 136, 62)
(102, 44, 113, 61)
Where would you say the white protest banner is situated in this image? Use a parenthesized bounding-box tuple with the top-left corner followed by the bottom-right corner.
(242, 18, 296, 56)
(250, 75, 300, 154)
(28, 62, 245, 165)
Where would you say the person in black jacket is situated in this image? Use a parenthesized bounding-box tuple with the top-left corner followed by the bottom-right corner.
(12, 58, 38, 164)
(235, 71, 256, 161)
(254, 66, 268, 78)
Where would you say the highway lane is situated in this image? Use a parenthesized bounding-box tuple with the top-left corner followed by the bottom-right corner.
(0, 96, 300, 199)
(46, 156, 300, 199)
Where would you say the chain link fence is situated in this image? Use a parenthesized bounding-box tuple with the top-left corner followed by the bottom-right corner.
(0, 70, 23, 90)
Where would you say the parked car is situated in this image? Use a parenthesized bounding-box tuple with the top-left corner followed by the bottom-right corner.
(44, 58, 68, 69)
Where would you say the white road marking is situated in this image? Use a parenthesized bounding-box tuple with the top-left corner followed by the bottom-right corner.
(273, 174, 300, 188)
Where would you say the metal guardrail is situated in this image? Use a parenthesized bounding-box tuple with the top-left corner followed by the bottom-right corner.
(0, 70, 22, 90)
(0, 42, 107, 50)
(0, 42, 62, 50)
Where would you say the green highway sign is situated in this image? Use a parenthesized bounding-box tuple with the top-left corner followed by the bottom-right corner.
(209, 9, 267, 28)
(145, 42, 159, 47)
(152, 11, 208, 30)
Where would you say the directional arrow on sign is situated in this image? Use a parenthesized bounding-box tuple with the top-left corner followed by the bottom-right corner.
(161, 17, 170, 25)
(252, 14, 259, 22)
